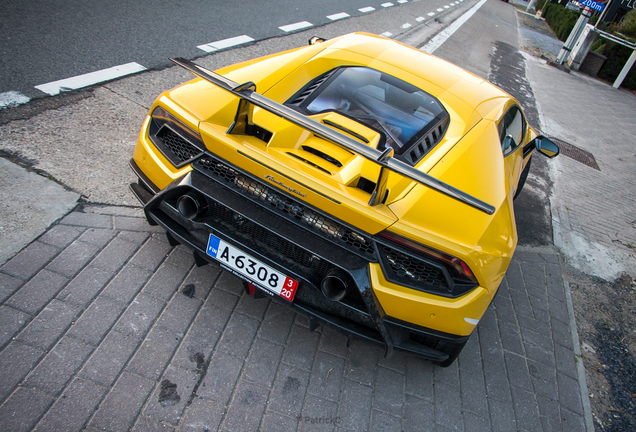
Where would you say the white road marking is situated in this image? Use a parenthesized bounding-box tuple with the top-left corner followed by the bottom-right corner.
(359, 6, 375, 12)
(402, 23, 412, 29)
(327, 12, 350, 21)
(381, 2, 394, 7)
(398, 0, 409, 3)
(0, 91, 30, 109)
(34, 62, 147, 96)
(380, 31, 393, 37)
(437, 8, 444, 11)
(421, 0, 489, 54)
(426, 12, 434, 17)
(197, 35, 254, 53)
(417, 16, 427, 21)
(444, 5, 450, 9)
(279, 21, 313, 32)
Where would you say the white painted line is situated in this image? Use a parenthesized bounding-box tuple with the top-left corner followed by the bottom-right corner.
(327, 12, 350, 21)
(0, 91, 30, 109)
(401, 23, 412, 29)
(444, 5, 450, 9)
(437, 8, 444, 12)
(426, 12, 435, 17)
(197, 35, 254, 53)
(380, 31, 393, 37)
(417, 16, 427, 21)
(279, 21, 313, 32)
(359, 6, 375, 13)
(398, 0, 408, 3)
(381, 2, 394, 7)
(421, 0, 488, 54)
(35, 62, 147, 96)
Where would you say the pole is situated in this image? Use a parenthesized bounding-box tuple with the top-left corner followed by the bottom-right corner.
(556, 7, 593, 64)
(527, 0, 538, 12)
(613, 49, 636, 88)
(595, 0, 612, 27)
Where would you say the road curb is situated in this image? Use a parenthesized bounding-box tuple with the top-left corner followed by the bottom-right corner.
(564, 279, 595, 431)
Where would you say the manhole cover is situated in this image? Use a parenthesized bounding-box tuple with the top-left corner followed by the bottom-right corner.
(549, 137, 600, 171)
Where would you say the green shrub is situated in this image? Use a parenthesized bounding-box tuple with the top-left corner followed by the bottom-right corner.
(591, 9, 636, 89)
(609, 9, 636, 39)
(596, 41, 636, 89)
(542, 3, 580, 42)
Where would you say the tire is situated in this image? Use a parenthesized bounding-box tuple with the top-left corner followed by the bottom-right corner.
(514, 157, 532, 200)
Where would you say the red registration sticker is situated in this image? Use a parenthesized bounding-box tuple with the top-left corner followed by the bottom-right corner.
(280, 278, 299, 301)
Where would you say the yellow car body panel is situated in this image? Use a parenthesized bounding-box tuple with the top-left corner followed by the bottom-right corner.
(369, 263, 492, 336)
(130, 32, 544, 365)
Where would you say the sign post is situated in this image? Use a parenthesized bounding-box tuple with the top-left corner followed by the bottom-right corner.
(556, 7, 595, 64)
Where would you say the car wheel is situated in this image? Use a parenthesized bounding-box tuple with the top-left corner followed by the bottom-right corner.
(514, 157, 532, 200)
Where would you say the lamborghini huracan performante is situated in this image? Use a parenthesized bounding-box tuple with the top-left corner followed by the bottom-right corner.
(129, 33, 559, 366)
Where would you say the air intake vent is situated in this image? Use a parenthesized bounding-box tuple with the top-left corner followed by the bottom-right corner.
(151, 125, 204, 168)
(289, 70, 336, 105)
(403, 117, 450, 166)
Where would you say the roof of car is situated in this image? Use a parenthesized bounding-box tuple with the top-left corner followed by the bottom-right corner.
(323, 33, 511, 112)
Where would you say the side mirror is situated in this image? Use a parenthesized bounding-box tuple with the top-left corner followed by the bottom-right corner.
(308, 37, 326, 45)
(534, 136, 559, 158)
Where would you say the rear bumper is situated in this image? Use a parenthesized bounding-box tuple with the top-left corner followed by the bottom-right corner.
(130, 158, 472, 363)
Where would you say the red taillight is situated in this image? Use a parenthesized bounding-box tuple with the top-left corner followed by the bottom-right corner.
(456, 258, 474, 277)
(379, 231, 476, 281)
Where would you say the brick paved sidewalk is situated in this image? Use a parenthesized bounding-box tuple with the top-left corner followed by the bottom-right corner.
(0, 205, 586, 431)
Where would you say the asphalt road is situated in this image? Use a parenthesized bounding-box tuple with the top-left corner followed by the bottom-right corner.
(3, 0, 426, 102)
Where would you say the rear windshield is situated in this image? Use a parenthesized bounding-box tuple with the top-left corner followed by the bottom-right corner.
(290, 67, 447, 153)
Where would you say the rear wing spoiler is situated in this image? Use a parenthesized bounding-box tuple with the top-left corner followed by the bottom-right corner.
(170, 57, 495, 215)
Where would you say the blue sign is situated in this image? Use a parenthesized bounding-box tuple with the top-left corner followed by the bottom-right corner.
(579, 0, 606, 12)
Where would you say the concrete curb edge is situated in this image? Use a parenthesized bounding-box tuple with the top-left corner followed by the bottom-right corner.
(564, 279, 595, 431)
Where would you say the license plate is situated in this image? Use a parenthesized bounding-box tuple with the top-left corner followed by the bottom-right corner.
(206, 234, 299, 302)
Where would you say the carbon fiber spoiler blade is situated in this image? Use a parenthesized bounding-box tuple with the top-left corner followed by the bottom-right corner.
(170, 57, 495, 215)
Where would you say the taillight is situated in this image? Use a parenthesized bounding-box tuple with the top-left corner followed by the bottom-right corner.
(379, 230, 477, 284)
(147, 106, 205, 168)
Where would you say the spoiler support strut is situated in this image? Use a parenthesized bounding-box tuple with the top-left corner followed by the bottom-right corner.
(169, 57, 495, 215)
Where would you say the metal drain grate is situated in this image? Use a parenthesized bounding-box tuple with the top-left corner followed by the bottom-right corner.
(550, 137, 600, 171)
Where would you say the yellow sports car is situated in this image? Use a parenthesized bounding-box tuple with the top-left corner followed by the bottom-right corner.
(129, 32, 559, 366)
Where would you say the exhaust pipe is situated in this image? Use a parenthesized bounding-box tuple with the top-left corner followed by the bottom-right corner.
(177, 193, 208, 220)
(321, 268, 353, 302)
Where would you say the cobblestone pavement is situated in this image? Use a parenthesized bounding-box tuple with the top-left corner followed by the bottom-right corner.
(0, 206, 586, 431)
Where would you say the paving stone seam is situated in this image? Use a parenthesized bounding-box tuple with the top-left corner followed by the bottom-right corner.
(0, 241, 65, 282)
(4, 231, 179, 428)
(0, 341, 46, 406)
(12, 384, 57, 430)
(20, 338, 97, 396)
(253, 319, 322, 431)
(171, 269, 224, 409)
(137, 266, 236, 429)
(85, 368, 155, 431)
(0, 304, 34, 351)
